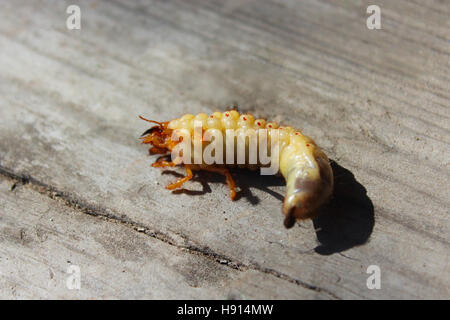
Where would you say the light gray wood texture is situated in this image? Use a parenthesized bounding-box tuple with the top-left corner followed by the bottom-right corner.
(0, 0, 448, 299)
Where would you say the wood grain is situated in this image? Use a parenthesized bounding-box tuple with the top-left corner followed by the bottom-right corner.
(0, 0, 448, 299)
(0, 178, 317, 299)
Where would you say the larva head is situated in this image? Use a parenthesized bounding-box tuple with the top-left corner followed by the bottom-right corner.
(139, 116, 174, 153)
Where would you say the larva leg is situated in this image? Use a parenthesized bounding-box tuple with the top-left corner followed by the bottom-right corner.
(152, 157, 176, 168)
(166, 164, 193, 190)
(202, 166, 237, 200)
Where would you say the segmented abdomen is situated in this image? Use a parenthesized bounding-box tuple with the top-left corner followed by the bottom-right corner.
(168, 110, 333, 227)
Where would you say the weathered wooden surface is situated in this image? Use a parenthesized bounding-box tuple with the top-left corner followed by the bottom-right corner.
(0, 0, 448, 299)
(0, 179, 315, 299)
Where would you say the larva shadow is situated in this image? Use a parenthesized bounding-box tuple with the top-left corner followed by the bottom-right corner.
(233, 169, 285, 205)
(161, 168, 285, 206)
(313, 161, 375, 255)
(162, 170, 213, 196)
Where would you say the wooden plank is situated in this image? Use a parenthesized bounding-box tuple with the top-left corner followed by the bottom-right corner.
(0, 0, 448, 299)
(0, 178, 316, 299)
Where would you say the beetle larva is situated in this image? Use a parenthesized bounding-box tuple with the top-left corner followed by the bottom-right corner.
(140, 110, 333, 228)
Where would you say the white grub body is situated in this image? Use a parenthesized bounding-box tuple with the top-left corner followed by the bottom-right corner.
(168, 111, 334, 228)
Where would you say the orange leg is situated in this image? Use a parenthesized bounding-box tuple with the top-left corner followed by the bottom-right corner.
(166, 164, 193, 190)
(152, 157, 176, 168)
(202, 166, 237, 200)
